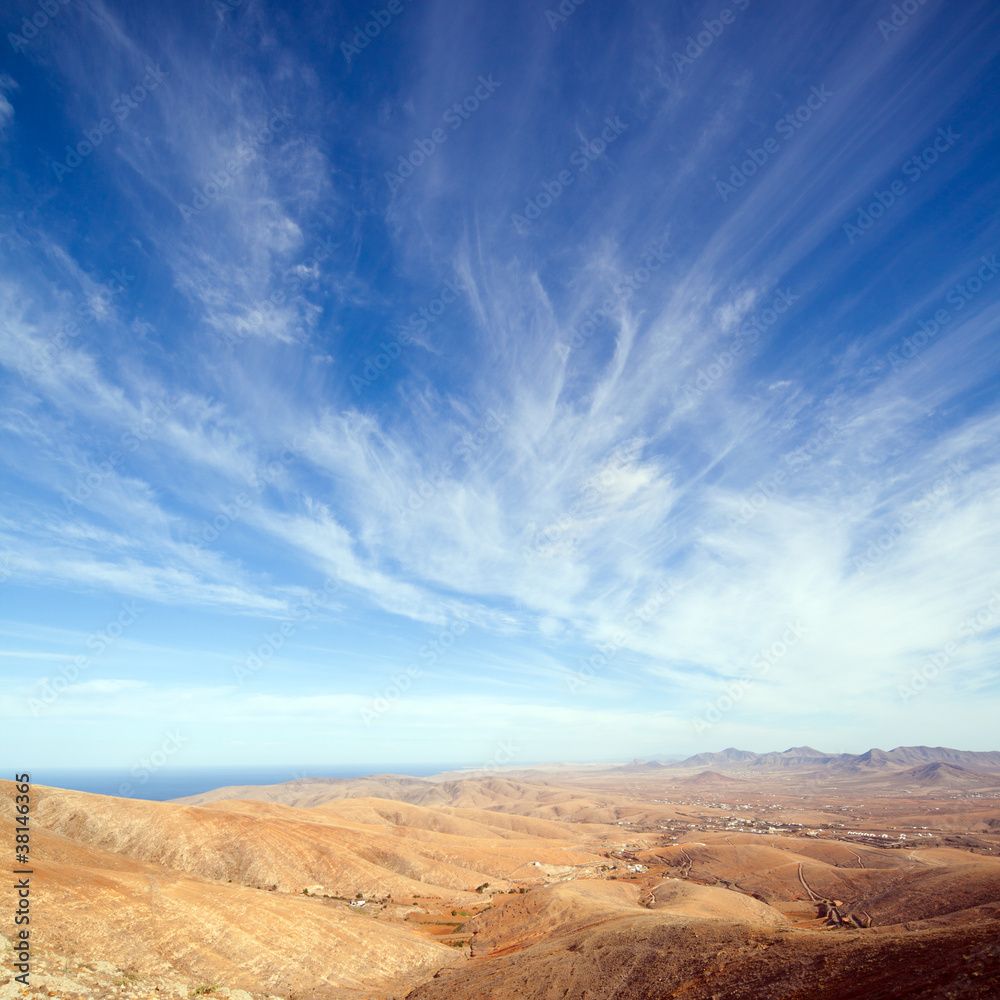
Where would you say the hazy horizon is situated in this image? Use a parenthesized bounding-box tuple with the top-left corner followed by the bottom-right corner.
(11, 741, 1000, 802)
(6, 741, 1000, 780)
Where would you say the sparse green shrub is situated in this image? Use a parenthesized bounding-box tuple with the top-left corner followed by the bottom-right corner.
(113, 965, 141, 986)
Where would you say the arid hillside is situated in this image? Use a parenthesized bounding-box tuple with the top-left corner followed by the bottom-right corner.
(0, 778, 621, 998)
(2, 759, 999, 999)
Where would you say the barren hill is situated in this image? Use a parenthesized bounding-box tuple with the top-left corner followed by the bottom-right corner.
(0, 779, 622, 997)
(618, 758, 668, 771)
(683, 769, 745, 785)
(646, 878, 787, 923)
(844, 863, 1000, 927)
(677, 747, 761, 768)
(0, 789, 458, 998)
(886, 762, 998, 788)
(663, 745, 1000, 775)
(408, 910, 1000, 1000)
(882, 746, 1000, 768)
(21, 784, 607, 899)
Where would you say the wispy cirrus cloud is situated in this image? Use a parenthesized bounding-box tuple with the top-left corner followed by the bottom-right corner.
(1, 0, 999, 766)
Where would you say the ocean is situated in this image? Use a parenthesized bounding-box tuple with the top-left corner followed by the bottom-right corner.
(17, 764, 463, 801)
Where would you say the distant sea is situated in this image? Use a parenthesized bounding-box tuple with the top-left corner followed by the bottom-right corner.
(20, 764, 464, 801)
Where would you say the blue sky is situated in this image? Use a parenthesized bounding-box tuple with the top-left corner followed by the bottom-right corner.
(1, 0, 999, 774)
